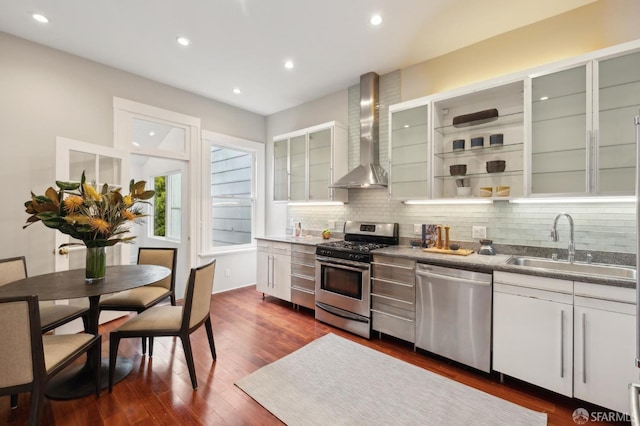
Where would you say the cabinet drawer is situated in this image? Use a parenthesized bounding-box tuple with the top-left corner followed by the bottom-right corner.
(372, 293, 415, 315)
(372, 310, 415, 343)
(372, 259, 415, 284)
(291, 262, 314, 278)
(371, 277, 415, 302)
(291, 251, 315, 267)
(291, 244, 316, 254)
(271, 241, 291, 254)
(373, 255, 415, 269)
(291, 287, 315, 310)
(291, 274, 315, 292)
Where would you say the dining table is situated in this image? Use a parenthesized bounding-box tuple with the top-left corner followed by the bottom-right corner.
(0, 264, 170, 400)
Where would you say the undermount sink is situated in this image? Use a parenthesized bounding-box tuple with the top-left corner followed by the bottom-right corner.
(506, 256, 636, 280)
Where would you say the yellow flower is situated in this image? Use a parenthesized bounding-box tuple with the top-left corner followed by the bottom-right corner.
(123, 195, 133, 206)
(88, 218, 110, 233)
(83, 183, 102, 201)
(63, 195, 84, 213)
(122, 210, 136, 221)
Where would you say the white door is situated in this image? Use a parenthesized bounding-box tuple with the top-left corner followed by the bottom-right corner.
(54, 136, 130, 333)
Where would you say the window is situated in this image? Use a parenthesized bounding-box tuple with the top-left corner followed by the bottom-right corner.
(202, 131, 264, 253)
(152, 172, 181, 240)
(210, 147, 253, 246)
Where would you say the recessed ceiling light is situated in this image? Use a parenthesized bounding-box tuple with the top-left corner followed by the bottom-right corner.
(370, 14, 382, 26)
(284, 60, 294, 70)
(32, 13, 49, 23)
(148, 131, 155, 136)
(176, 37, 191, 46)
(539, 96, 549, 101)
(132, 141, 140, 147)
(233, 88, 242, 95)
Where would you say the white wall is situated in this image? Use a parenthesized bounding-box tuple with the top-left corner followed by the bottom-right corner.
(0, 31, 265, 288)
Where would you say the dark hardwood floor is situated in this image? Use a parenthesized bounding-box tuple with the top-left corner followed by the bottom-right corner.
(1, 286, 628, 425)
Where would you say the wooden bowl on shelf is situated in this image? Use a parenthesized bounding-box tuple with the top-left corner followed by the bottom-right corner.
(486, 160, 506, 173)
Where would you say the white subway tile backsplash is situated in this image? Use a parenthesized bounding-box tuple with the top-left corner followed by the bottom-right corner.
(287, 72, 636, 254)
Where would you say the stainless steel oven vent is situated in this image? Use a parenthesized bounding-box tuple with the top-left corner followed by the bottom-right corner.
(331, 72, 388, 188)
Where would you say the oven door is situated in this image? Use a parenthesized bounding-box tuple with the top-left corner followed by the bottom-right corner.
(315, 256, 370, 318)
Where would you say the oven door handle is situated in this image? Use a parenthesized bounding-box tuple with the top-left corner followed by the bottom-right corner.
(316, 256, 369, 272)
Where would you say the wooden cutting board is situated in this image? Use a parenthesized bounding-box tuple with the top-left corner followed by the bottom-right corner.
(422, 247, 474, 256)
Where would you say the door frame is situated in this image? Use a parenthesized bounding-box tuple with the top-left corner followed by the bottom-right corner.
(113, 97, 201, 296)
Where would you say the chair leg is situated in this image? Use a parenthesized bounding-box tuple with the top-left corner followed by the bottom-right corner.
(28, 382, 46, 426)
(180, 334, 198, 390)
(204, 317, 217, 360)
(10, 394, 18, 409)
(149, 337, 154, 357)
(170, 294, 176, 306)
(141, 337, 147, 355)
(94, 338, 102, 397)
(108, 334, 121, 393)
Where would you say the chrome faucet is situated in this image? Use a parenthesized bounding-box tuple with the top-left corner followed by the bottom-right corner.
(550, 212, 575, 263)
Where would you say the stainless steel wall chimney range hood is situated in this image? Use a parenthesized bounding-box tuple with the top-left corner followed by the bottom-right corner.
(331, 72, 388, 189)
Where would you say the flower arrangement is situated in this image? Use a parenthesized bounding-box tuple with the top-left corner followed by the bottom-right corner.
(24, 171, 155, 249)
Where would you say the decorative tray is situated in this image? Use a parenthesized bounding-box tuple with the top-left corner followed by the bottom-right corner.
(422, 247, 474, 256)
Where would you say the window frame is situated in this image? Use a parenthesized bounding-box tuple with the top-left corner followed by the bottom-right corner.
(150, 170, 182, 242)
(200, 130, 265, 255)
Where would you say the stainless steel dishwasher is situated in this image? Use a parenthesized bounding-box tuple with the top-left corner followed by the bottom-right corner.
(415, 263, 492, 373)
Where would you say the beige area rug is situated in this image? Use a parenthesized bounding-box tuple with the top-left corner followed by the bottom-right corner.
(235, 333, 547, 425)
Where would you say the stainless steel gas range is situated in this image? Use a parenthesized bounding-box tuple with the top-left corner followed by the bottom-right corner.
(315, 221, 399, 338)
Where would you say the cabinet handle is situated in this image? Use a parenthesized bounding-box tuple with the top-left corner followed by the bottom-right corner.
(582, 312, 587, 384)
(271, 256, 275, 288)
(370, 309, 414, 322)
(266, 255, 271, 288)
(560, 310, 564, 378)
(371, 277, 414, 288)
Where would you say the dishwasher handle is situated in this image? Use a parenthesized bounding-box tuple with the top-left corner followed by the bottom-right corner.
(416, 267, 491, 287)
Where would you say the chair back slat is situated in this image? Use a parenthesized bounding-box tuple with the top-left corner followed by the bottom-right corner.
(0, 256, 27, 287)
(0, 296, 42, 388)
(182, 260, 215, 330)
(137, 248, 177, 291)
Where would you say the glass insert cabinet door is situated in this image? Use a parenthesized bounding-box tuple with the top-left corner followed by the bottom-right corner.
(288, 134, 307, 201)
(389, 104, 429, 199)
(273, 139, 288, 201)
(596, 51, 640, 194)
(530, 65, 589, 195)
(308, 128, 332, 200)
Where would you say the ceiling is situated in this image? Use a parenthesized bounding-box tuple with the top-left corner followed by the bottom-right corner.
(0, 0, 597, 116)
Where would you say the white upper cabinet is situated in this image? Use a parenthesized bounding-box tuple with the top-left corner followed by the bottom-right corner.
(388, 102, 430, 200)
(272, 121, 348, 203)
(529, 49, 640, 196)
(596, 51, 640, 194)
(432, 80, 525, 200)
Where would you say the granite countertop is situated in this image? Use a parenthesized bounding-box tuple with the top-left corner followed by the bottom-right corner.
(373, 246, 635, 289)
(256, 235, 340, 246)
(256, 236, 635, 289)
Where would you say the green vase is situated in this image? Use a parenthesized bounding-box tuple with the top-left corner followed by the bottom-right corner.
(85, 246, 107, 282)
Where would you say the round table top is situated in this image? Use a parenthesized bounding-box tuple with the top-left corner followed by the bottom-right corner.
(0, 264, 171, 301)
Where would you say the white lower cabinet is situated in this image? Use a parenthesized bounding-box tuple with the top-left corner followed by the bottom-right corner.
(573, 282, 639, 414)
(256, 240, 291, 301)
(493, 272, 573, 397)
(493, 272, 638, 413)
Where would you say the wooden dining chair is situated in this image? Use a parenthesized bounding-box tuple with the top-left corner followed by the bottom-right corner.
(109, 259, 216, 391)
(0, 256, 89, 334)
(99, 247, 177, 353)
(0, 295, 102, 425)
